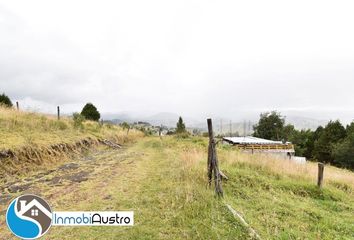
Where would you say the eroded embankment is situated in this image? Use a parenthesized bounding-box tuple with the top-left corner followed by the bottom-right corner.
(0, 137, 123, 178)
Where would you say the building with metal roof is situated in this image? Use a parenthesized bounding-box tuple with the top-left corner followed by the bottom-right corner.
(222, 136, 306, 163)
(223, 136, 291, 145)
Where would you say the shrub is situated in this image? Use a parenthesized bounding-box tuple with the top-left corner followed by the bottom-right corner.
(73, 112, 85, 129)
(175, 132, 190, 139)
(81, 103, 100, 121)
(0, 93, 13, 107)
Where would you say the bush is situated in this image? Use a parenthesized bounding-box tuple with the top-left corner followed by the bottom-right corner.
(81, 103, 100, 121)
(73, 112, 85, 129)
(175, 132, 190, 139)
(120, 122, 130, 135)
(140, 127, 153, 136)
(0, 93, 13, 107)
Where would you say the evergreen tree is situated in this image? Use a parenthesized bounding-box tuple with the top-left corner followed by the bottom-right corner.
(287, 128, 313, 157)
(282, 124, 296, 141)
(333, 131, 354, 169)
(176, 116, 186, 133)
(346, 121, 354, 134)
(0, 93, 13, 107)
(333, 121, 354, 169)
(313, 120, 346, 163)
(81, 103, 100, 121)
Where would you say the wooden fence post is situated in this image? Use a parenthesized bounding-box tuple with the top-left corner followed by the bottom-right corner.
(207, 118, 223, 197)
(207, 119, 213, 186)
(159, 125, 162, 139)
(317, 162, 324, 188)
(16, 101, 19, 111)
(57, 106, 60, 120)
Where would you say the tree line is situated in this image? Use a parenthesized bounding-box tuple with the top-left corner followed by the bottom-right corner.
(253, 111, 354, 170)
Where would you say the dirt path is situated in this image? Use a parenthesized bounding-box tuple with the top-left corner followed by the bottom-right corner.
(0, 144, 143, 238)
(0, 138, 248, 239)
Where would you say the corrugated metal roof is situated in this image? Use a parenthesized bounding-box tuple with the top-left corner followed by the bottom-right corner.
(223, 136, 290, 145)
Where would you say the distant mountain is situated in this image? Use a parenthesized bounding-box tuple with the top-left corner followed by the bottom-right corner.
(101, 112, 135, 123)
(285, 116, 328, 130)
(144, 112, 180, 126)
(101, 111, 200, 128)
(101, 112, 329, 131)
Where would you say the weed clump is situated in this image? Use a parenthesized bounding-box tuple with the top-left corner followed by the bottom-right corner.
(72, 112, 85, 129)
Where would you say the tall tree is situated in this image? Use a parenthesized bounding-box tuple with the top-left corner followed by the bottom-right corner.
(176, 116, 186, 133)
(253, 111, 285, 140)
(333, 131, 354, 169)
(313, 120, 346, 163)
(81, 103, 100, 121)
(0, 93, 13, 107)
(333, 121, 354, 169)
(282, 124, 296, 141)
(346, 121, 354, 134)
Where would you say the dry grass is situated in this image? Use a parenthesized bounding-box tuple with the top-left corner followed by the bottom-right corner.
(171, 137, 354, 238)
(0, 106, 143, 150)
(220, 150, 354, 190)
(34, 137, 250, 239)
(176, 139, 354, 191)
(180, 147, 206, 171)
(0, 106, 144, 177)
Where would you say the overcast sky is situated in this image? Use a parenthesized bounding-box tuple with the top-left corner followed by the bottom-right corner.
(0, 0, 353, 122)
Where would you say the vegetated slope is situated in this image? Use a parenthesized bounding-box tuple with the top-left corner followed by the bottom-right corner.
(0, 107, 353, 240)
(0, 137, 251, 240)
(156, 137, 353, 239)
(216, 143, 354, 239)
(0, 135, 353, 239)
(0, 106, 143, 176)
(46, 137, 354, 239)
(0, 107, 142, 149)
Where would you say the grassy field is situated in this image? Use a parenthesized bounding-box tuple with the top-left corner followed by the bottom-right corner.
(1, 136, 353, 239)
(0, 109, 353, 239)
(217, 145, 354, 239)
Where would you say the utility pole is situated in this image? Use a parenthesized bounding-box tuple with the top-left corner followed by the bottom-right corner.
(57, 106, 60, 120)
(243, 121, 246, 137)
(248, 120, 251, 135)
(229, 120, 232, 137)
(220, 119, 223, 136)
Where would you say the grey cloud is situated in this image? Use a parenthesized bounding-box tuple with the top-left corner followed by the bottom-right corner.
(0, 1, 353, 123)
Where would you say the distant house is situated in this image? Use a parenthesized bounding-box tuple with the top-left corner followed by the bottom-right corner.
(223, 136, 305, 163)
